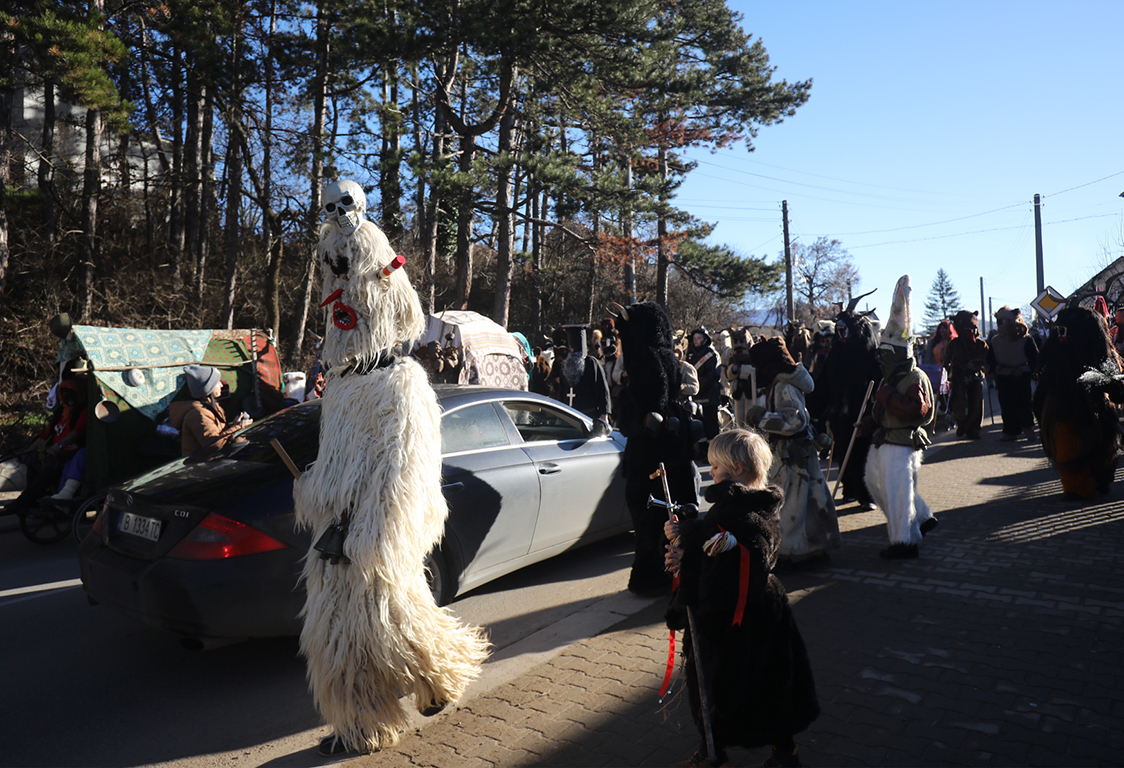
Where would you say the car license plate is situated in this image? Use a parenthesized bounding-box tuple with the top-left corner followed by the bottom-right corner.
(119, 511, 162, 542)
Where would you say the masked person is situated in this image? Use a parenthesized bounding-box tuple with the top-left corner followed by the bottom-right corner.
(860, 275, 938, 560)
(687, 328, 723, 440)
(945, 310, 988, 439)
(986, 306, 1038, 442)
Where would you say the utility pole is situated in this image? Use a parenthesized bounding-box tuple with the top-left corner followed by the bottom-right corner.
(980, 277, 985, 334)
(1034, 194, 1044, 295)
(782, 200, 793, 323)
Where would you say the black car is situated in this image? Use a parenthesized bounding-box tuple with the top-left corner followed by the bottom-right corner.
(78, 386, 628, 646)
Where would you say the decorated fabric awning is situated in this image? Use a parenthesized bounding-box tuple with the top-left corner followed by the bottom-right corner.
(66, 326, 212, 419)
(423, 310, 524, 360)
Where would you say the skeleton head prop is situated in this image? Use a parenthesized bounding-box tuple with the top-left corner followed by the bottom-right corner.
(318, 212, 424, 369)
(322, 180, 367, 236)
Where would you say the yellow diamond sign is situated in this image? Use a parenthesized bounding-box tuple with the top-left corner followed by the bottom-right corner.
(1031, 287, 1066, 320)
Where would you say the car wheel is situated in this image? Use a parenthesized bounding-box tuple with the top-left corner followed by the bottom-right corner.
(72, 493, 108, 544)
(424, 545, 456, 607)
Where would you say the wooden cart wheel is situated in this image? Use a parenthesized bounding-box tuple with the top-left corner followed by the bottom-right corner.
(19, 504, 73, 545)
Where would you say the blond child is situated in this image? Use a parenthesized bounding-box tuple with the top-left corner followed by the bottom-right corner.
(665, 429, 820, 768)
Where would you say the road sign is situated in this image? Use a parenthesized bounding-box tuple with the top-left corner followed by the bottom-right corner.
(1031, 286, 1066, 320)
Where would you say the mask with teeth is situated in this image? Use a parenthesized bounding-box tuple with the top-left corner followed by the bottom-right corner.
(322, 180, 366, 236)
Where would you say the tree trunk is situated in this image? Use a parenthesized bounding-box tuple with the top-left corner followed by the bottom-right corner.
(491, 104, 519, 328)
(263, 0, 282, 340)
(220, 14, 244, 329)
(290, 0, 329, 366)
(196, 84, 215, 305)
(80, 105, 103, 320)
(184, 67, 204, 284)
(453, 132, 475, 309)
(38, 81, 56, 245)
(422, 101, 446, 315)
(379, 65, 403, 242)
(656, 143, 668, 307)
(0, 86, 10, 331)
(168, 45, 185, 291)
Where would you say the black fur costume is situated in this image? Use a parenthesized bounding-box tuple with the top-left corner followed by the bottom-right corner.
(815, 303, 881, 507)
(666, 482, 820, 752)
(614, 302, 699, 594)
(1033, 305, 1124, 498)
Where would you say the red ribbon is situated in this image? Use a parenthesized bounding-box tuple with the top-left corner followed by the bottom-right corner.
(659, 630, 676, 700)
(659, 572, 681, 700)
(719, 525, 751, 626)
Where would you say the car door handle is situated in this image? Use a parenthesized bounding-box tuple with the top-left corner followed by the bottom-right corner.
(442, 481, 465, 493)
(537, 463, 562, 475)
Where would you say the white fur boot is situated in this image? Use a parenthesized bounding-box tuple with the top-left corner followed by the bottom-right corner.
(51, 479, 81, 501)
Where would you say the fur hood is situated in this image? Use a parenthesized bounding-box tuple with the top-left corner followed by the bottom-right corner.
(772, 363, 815, 395)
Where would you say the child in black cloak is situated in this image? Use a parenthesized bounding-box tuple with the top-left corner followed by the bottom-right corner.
(665, 429, 820, 768)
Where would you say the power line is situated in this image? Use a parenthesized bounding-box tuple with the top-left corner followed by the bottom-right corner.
(848, 212, 1119, 249)
(1046, 170, 1124, 198)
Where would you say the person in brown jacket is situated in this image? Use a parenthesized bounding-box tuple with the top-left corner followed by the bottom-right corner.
(168, 364, 251, 456)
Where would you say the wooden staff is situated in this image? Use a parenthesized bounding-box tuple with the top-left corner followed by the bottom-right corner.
(832, 380, 876, 500)
(653, 463, 716, 762)
(270, 438, 302, 479)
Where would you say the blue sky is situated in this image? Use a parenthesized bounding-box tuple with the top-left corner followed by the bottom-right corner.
(675, 0, 1124, 329)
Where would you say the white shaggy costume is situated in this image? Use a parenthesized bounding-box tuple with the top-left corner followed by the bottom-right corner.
(862, 275, 937, 559)
(295, 181, 488, 754)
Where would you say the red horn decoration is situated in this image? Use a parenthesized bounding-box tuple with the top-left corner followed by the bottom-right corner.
(382, 254, 406, 278)
(319, 288, 344, 308)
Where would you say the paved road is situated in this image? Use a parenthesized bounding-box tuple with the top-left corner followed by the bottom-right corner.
(5, 420, 1124, 767)
(335, 425, 1124, 768)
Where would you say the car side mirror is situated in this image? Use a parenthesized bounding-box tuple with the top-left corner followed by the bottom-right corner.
(591, 420, 611, 438)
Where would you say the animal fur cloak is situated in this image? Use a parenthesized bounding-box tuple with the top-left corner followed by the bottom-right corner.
(819, 300, 881, 508)
(666, 482, 820, 751)
(614, 302, 699, 594)
(752, 339, 841, 560)
(1033, 305, 1124, 499)
(295, 188, 488, 753)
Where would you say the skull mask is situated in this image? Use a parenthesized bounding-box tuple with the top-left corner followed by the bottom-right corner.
(322, 180, 366, 236)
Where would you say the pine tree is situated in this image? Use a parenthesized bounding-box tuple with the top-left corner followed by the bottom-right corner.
(924, 269, 962, 330)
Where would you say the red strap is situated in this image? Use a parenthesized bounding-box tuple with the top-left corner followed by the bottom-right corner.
(719, 525, 751, 626)
(733, 543, 751, 625)
(658, 630, 676, 700)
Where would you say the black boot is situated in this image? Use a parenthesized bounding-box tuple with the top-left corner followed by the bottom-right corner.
(880, 543, 919, 560)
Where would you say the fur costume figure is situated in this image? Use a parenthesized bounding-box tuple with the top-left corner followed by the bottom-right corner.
(819, 295, 881, 509)
(749, 337, 841, 562)
(1033, 305, 1124, 499)
(687, 327, 723, 439)
(723, 327, 757, 428)
(784, 321, 812, 369)
(986, 306, 1039, 441)
(666, 480, 820, 763)
(945, 310, 988, 439)
(613, 302, 699, 594)
(295, 180, 488, 756)
(860, 275, 937, 560)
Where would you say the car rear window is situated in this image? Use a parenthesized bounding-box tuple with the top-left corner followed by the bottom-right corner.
(187, 403, 321, 469)
(442, 403, 510, 454)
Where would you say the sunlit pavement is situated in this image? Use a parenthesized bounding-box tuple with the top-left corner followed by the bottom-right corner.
(346, 424, 1124, 767)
